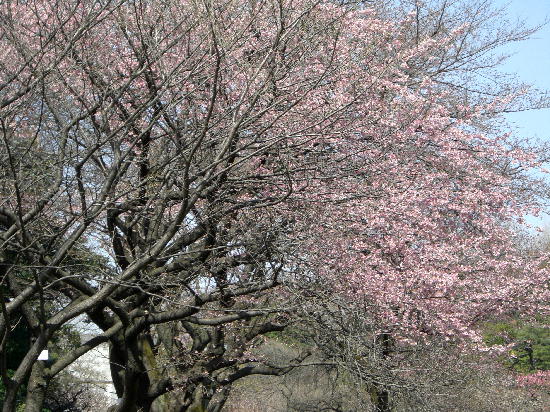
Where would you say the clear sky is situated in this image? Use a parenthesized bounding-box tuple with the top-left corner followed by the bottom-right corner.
(494, 0, 550, 141)
(492, 0, 550, 228)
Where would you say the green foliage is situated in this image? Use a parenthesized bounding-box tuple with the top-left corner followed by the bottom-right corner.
(484, 319, 550, 372)
(1, 244, 107, 411)
(13, 403, 52, 412)
(0, 370, 27, 410)
(4, 319, 31, 370)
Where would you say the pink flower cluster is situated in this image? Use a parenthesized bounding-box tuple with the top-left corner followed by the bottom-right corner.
(517, 370, 550, 388)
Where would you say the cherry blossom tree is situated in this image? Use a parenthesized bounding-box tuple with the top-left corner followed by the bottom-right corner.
(0, 0, 548, 411)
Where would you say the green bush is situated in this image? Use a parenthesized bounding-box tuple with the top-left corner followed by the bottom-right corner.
(484, 319, 550, 372)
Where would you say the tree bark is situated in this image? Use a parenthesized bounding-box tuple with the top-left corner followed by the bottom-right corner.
(373, 332, 392, 412)
(2, 380, 18, 412)
(23, 361, 47, 412)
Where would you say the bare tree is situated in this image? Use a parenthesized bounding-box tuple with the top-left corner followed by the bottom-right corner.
(0, 0, 327, 409)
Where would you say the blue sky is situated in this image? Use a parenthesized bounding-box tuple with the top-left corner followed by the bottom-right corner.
(492, 0, 550, 228)
(495, 0, 550, 140)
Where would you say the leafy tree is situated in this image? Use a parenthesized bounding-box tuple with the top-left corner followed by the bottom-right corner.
(485, 319, 550, 372)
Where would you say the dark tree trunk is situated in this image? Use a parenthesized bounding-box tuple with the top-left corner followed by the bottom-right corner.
(2, 380, 18, 412)
(24, 361, 47, 412)
(109, 334, 166, 412)
(373, 332, 393, 412)
(374, 387, 390, 412)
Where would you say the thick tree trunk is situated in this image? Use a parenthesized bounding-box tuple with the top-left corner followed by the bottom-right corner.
(373, 332, 392, 412)
(373, 386, 390, 412)
(109, 334, 163, 412)
(2, 380, 18, 412)
(113, 351, 148, 412)
(184, 385, 208, 412)
(1, 362, 47, 412)
(206, 387, 230, 412)
(24, 362, 47, 412)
